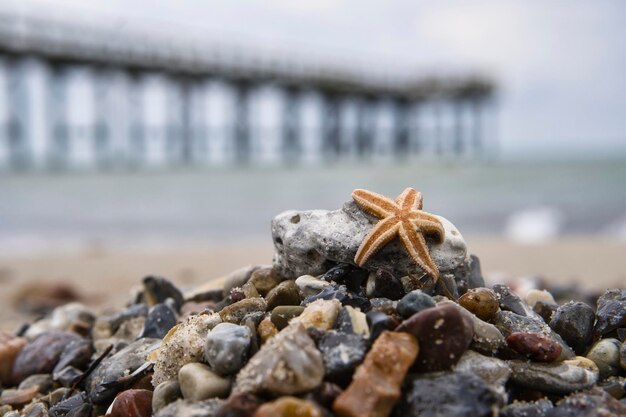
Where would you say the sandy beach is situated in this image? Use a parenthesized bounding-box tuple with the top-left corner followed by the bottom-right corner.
(1, 236, 624, 331)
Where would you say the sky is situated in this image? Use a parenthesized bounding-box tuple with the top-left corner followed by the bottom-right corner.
(3, 0, 626, 158)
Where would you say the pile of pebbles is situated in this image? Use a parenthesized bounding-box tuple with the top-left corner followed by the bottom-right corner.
(0, 196, 625, 417)
(0, 267, 624, 417)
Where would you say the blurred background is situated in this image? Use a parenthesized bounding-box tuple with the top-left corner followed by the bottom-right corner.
(0, 0, 625, 324)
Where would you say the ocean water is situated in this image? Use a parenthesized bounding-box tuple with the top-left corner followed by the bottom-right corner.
(1, 159, 625, 254)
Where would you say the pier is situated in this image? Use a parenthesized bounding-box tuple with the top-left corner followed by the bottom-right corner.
(0, 12, 496, 170)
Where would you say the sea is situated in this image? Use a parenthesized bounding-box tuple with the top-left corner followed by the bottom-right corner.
(1, 158, 626, 255)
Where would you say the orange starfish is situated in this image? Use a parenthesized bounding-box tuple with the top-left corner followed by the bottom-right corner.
(352, 187, 445, 281)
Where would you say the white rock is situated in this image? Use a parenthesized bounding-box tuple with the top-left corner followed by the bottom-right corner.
(178, 362, 231, 401)
(271, 201, 468, 280)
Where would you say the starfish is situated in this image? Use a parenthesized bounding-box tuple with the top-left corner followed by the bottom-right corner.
(352, 187, 445, 281)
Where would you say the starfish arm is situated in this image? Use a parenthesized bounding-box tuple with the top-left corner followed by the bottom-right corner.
(354, 217, 401, 266)
(396, 188, 423, 210)
(409, 212, 445, 243)
(352, 189, 399, 218)
(398, 220, 440, 281)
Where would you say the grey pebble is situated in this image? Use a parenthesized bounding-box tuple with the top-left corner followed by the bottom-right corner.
(549, 301, 595, 354)
(204, 323, 251, 376)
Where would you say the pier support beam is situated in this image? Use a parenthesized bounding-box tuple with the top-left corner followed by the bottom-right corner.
(5, 57, 30, 169)
(233, 81, 251, 164)
(393, 99, 411, 158)
(127, 71, 145, 166)
(321, 92, 341, 159)
(282, 86, 301, 163)
(46, 62, 69, 169)
(92, 66, 112, 168)
(356, 97, 375, 157)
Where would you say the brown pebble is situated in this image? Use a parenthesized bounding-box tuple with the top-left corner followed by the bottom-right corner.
(396, 304, 474, 372)
(219, 298, 267, 324)
(0, 332, 27, 386)
(254, 396, 323, 417)
(458, 288, 499, 321)
(265, 280, 302, 310)
(0, 385, 40, 407)
(107, 389, 153, 417)
(249, 268, 283, 296)
(12, 332, 82, 384)
(332, 331, 418, 417)
(257, 317, 278, 344)
(506, 332, 562, 362)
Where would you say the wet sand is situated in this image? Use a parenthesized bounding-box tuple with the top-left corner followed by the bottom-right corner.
(0, 236, 625, 331)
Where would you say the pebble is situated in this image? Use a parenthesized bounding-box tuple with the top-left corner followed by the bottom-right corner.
(235, 323, 324, 395)
(151, 381, 182, 413)
(394, 372, 500, 417)
(19, 374, 54, 394)
(621, 340, 626, 371)
(219, 298, 267, 324)
(322, 263, 368, 292)
(508, 356, 599, 394)
(545, 387, 626, 416)
(533, 301, 558, 323)
(318, 331, 367, 385)
(48, 392, 90, 416)
(495, 310, 574, 361)
(368, 298, 398, 316)
(397, 304, 474, 372)
(217, 392, 261, 417)
(139, 303, 178, 339)
(549, 301, 595, 354)
(152, 312, 222, 386)
(87, 337, 160, 404)
(334, 306, 369, 337)
(12, 331, 83, 383)
(178, 362, 231, 401)
(303, 285, 370, 311)
(154, 398, 223, 417)
(365, 269, 404, 300)
(293, 299, 341, 330)
(220, 265, 264, 296)
(265, 280, 302, 310)
(53, 337, 94, 374)
(396, 290, 436, 319)
(205, 323, 251, 375)
(54, 366, 82, 387)
(254, 396, 323, 417)
(440, 300, 506, 355)
(25, 302, 95, 339)
(599, 376, 626, 399)
(271, 306, 305, 330)
(107, 389, 153, 417)
(0, 386, 40, 407)
(0, 332, 26, 386)
(257, 317, 278, 344)
(458, 287, 500, 321)
(454, 350, 511, 388)
(594, 289, 626, 338)
(294, 275, 330, 298)
(506, 332, 563, 362)
(492, 284, 536, 317)
(332, 331, 418, 417)
(524, 289, 556, 308)
(500, 399, 554, 417)
(468, 254, 486, 288)
(142, 276, 184, 311)
(249, 267, 283, 296)
(365, 310, 397, 341)
(586, 338, 622, 379)
(20, 401, 49, 417)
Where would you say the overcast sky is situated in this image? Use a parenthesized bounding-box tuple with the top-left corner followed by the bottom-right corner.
(5, 0, 626, 157)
